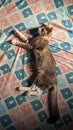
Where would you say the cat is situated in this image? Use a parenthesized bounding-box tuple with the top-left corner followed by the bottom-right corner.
(11, 23, 59, 123)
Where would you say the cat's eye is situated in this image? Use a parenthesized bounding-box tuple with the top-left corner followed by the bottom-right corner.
(35, 45, 44, 50)
(36, 47, 40, 50)
(41, 28, 44, 31)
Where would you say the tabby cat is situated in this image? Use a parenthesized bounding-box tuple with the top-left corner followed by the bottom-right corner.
(11, 24, 59, 123)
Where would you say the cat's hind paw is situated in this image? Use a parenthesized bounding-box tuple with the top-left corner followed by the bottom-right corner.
(15, 86, 30, 91)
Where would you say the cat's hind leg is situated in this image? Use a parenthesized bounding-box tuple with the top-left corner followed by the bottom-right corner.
(16, 86, 31, 91)
(26, 88, 42, 96)
(16, 84, 42, 96)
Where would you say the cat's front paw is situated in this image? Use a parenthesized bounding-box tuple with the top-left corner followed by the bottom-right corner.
(11, 39, 18, 45)
(15, 86, 30, 91)
(25, 90, 42, 96)
(14, 29, 19, 35)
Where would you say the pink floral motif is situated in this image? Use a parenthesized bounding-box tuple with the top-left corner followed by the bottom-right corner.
(64, 51, 73, 61)
(10, 108, 29, 130)
(26, 114, 39, 129)
(52, 26, 68, 42)
(54, 51, 73, 73)
(64, 0, 73, 5)
(59, 98, 69, 114)
(0, 17, 11, 29)
(70, 85, 73, 93)
(9, 13, 22, 24)
(58, 92, 63, 101)
(0, 54, 8, 64)
(18, 48, 27, 55)
(24, 64, 33, 78)
(27, 0, 37, 4)
(41, 94, 48, 105)
(20, 103, 32, 115)
(0, 8, 7, 19)
(9, 82, 20, 95)
(58, 93, 69, 114)
(0, 77, 10, 98)
(31, 2, 42, 14)
(4, 73, 17, 83)
(42, 0, 55, 11)
(50, 21, 68, 43)
(0, 74, 19, 95)
(0, 77, 6, 88)
(5, 3, 18, 14)
(10, 107, 25, 121)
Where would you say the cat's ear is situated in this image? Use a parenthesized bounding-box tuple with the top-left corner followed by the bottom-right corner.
(47, 27, 53, 39)
(40, 23, 47, 28)
(48, 27, 53, 33)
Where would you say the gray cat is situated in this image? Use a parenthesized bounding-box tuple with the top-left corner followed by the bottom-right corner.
(11, 24, 59, 123)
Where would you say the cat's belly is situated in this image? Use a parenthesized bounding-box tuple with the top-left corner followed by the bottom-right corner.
(34, 69, 56, 90)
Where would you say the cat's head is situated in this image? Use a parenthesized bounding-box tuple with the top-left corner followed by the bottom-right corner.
(28, 23, 53, 39)
(38, 24, 53, 37)
(29, 24, 53, 52)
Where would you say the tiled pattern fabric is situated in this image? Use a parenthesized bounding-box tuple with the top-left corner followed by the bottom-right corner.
(0, 0, 73, 130)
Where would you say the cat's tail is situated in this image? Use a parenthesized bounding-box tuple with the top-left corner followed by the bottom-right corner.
(47, 84, 59, 123)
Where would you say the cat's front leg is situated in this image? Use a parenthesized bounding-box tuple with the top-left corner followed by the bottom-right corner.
(14, 29, 27, 42)
(11, 39, 32, 50)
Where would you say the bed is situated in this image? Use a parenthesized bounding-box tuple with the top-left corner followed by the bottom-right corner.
(0, 0, 73, 130)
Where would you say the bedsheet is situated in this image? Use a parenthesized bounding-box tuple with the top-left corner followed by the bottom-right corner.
(0, 0, 73, 130)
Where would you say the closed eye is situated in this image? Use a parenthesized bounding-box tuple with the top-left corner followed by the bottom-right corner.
(35, 47, 40, 50)
(41, 28, 44, 31)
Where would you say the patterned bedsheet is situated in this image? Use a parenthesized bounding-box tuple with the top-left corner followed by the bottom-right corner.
(0, 0, 73, 130)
